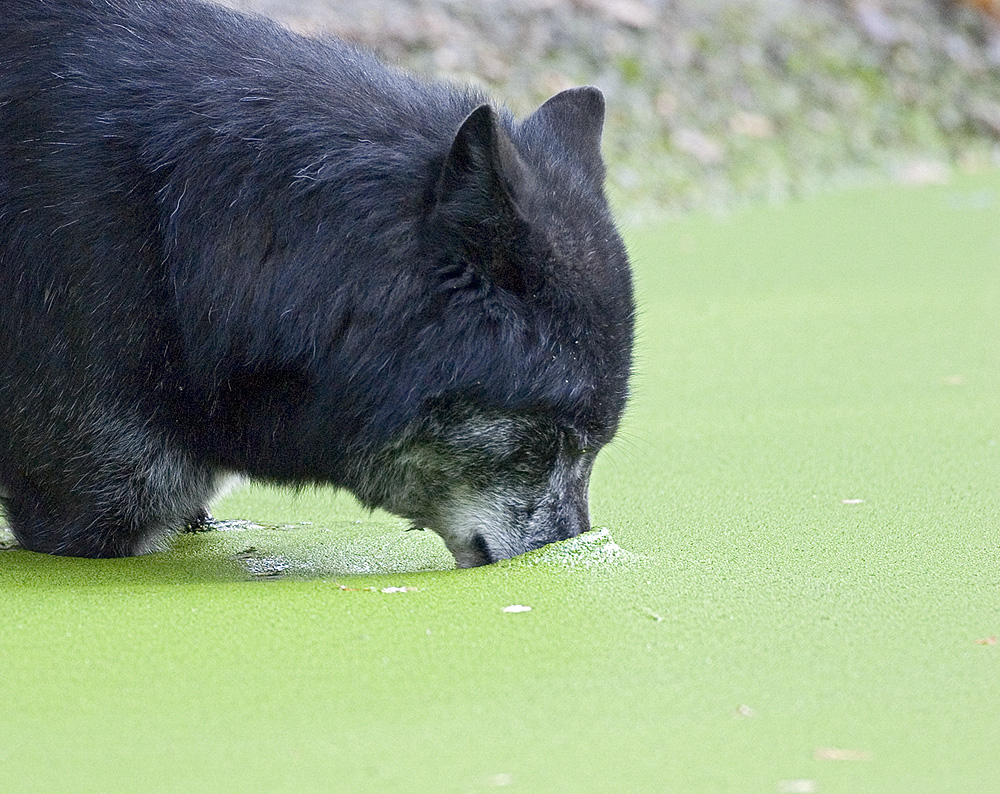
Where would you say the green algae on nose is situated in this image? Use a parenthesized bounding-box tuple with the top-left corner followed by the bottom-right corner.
(516, 527, 633, 567)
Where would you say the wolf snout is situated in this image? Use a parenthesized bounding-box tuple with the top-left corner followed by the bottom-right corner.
(439, 495, 591, 568)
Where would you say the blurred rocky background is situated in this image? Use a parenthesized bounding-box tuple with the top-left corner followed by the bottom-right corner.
(223, 0, 1000, 218)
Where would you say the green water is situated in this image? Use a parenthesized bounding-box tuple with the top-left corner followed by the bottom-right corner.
(3, 174, 1000, 792)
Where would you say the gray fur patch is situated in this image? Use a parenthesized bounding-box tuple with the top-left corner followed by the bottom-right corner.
(3, 397, 232, 556)
(353, 405, 595, 567)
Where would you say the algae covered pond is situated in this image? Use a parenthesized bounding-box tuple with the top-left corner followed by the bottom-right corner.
(3, 174, 1000, 792)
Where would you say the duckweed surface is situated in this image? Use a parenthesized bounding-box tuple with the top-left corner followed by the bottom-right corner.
(3, 173, 1000, 792)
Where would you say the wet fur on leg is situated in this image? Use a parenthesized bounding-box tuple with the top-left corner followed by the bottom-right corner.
(0, 405, 228, 558)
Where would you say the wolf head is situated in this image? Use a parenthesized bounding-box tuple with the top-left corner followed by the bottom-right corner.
(350, 87, 634, 567)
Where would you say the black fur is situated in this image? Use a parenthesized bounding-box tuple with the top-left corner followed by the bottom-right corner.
(0, 0, 634, 565)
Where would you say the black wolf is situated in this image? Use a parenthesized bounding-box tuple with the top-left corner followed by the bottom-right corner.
(0, 0, 634, 566)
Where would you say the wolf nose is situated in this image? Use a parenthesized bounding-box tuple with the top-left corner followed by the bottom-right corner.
(446, 531, 496, 568)
(469, 532, 495, 564)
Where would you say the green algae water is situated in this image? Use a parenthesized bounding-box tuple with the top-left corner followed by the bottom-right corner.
(3, 173, 1000, 792)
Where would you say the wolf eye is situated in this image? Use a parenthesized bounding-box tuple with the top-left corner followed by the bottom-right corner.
(438, 261, 479, 292)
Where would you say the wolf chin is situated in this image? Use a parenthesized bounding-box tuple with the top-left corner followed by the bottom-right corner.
(0, 0, 635, 567)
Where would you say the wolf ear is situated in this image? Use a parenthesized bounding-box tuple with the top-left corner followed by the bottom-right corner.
(434, 104, 525, 223)
(433, 105, 540, 296)
(526, 86, 606, 179)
